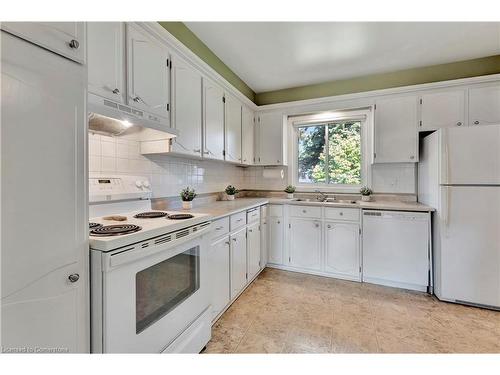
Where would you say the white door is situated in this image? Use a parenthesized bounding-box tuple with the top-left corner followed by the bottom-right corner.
(268, 216, 284, 265)
(374, 95, 418, 163)
(247, 222, 261, 280)
(242, 106, 254, 165)
(439, 186, 500, 307)
(209, 237, 230, 320)
(1, 22, 85, 63)
(469, 84, 500, 126)
(230, 228, 247, 299)
(288, 218, 321, 271)
(171, 53, 203, 157)
(260, 206, 268, 269)
(225, 94, 242, 163)
(441, 125, 500, 185)
(257, 112, 284, 165)
(203, 78, 224, 160)
(127, 24, 170, 121)
(87, 22, 125, 103)
(324, 222, 360, 279)
(419, 90, 466, 130)
(1, 32, 87, 352)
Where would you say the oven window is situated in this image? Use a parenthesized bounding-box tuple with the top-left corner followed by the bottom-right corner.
(135, 246, 200, 334)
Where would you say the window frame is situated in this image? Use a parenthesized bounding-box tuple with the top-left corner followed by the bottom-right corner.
(289, 109, 372, 193)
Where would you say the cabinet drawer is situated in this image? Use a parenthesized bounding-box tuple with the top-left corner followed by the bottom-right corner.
(230, 211, 246, 231)
(211, 217, 230, 239)
(247, 208, 261, 224)
(269, 204, 283, 217)
(324, 207, 360, 221)
(290, 205, 322, 218)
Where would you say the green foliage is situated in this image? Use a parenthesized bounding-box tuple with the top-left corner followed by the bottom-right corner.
(180, 187, 196, 201)
(298, 122, 361, 185)
(360, 186, 373, 196)
(284, 185, 296, 193)
(225, 185, 238, 195)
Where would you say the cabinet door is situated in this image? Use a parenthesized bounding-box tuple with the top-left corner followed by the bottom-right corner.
(171, 53, 203, 157)
(127, 24, 170, 120)
(87, 22, 125, 103)
(230, 228, 247, 299)
(242, 106, 254, 165)
(247, 222, 261, 280)
(260, 206, 268, 269)
(203, 78, 225, 160)
(1, 32, 87, 351)
(268, 216, 284, 265)
(420, 90, 466, 130)
(1, 22, 85, 63)
(288, 218, 322, 271)
(324, 222, 360, 279)
(469, 84, 500, 126)
(225, 94, 242, 163)
(209, 237, 230, 320)
(374, 95, 418, 163)
(256, 112, 284, 165)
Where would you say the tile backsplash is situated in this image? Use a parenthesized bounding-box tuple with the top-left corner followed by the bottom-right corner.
(89, 132, 415, 198)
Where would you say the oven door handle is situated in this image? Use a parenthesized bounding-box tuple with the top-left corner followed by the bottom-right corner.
(104, 222, 212, 270)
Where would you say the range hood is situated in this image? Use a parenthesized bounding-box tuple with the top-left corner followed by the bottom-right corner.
(88, 93, 178, 137)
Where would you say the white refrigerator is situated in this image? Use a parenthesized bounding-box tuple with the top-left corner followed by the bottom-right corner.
(419, 125, 500, 309)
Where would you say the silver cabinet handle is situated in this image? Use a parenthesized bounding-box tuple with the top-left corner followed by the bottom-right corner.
(302, 209, 307, 213)
(232, 238, 237, 242)
(327, 224, 331, 229)
(193, 149, 201, 153)
(249, 229, 253, 233)
(277, 220, 280, 224)
(215, 226, 223, 230)
(203, 151, 210, 155)
(236, 218, 243, 222)
(225, 241, 230, 246)
(112, 88, 120, 94)
(69, 39, 80, 49)
(314, 223, 319, 228)
(456, 122, 462, 126)
(474, 121, 480, 125)
(410, 156, 415, 160)
(133, 96, 142, 103)
(68, 273, 80, 283)
(339, 212, 344, 216)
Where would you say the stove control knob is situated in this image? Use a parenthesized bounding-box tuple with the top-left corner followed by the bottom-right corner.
(142, 180, 151, 188)
(135, 180, 143, 188)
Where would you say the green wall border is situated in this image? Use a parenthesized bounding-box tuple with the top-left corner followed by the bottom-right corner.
(158, 22, 255, 102)
(255, 55, 500, 105)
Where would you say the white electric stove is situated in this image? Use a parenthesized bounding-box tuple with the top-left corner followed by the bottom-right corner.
(89, 175, 213, 353)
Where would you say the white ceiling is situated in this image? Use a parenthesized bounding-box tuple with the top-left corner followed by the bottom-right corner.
(185, 22, 500, 93)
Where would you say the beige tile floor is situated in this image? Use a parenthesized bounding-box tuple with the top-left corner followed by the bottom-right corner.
(203, 268, 500, 353)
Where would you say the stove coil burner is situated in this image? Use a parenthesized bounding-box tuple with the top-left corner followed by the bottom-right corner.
(134, 211, 169, 219)
(90, 224, 142, 237)
(89, 222, 102, 230)
(168, 214, 195, 220)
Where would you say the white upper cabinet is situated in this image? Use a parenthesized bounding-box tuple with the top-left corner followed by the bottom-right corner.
(255, 111, 286, 166)
(374, 95, 419, 163)
(87, 22, 125, 103)
(469, 83, 500, 126)
(419, 89, 466, 130)
(1, 22, 85, 64)
(241, 106, 255, 165)
(171, 53, 203, 157)
(324, 222, 360, 280)
(127, 24, 170, 121)
(225, 94, 242, 163)
(288, 218, 322, 271)
(203, 77, 225, 160)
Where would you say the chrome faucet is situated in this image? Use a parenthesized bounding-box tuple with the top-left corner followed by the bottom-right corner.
(315, 190, 328, 202)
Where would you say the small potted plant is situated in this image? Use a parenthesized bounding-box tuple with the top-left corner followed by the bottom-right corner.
(180, 187, 196, 209)
(225, 185, 238, 201)
(360, 186, 373, 202)
(284, 185, 296, 199)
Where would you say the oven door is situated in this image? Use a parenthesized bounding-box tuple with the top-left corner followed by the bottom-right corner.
(101, 232, 210, 353)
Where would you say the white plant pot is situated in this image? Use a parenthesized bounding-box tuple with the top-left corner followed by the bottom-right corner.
(361, 195, 372, 202)
(182, 201, 193, 209)
(227, 195, 235, 201)
(287, 193, 294, 199)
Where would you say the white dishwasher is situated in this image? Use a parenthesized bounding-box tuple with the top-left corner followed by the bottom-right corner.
(362, 210, 431, 292)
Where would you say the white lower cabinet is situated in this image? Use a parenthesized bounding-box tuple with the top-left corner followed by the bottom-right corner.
(230, 227, 247, 300)
(247, 221, 261, 280)
(324, 222, 360, 280)
(268, 215, 284, 265)
(260, 205, 268, 269)
(288, 218, 322, 271)
(209, 237, 230, 320)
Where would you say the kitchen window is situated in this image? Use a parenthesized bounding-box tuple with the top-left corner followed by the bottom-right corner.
(291, 109, 371, 192)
